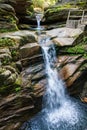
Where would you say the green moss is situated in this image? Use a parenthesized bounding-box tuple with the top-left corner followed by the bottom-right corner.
(0, 37, 16, 47)
(76, 1, 87, 9)
(11, 49, 19, 61)
(45, 3, 75, 16)
(0, 13, 18, 33)
(0, 28, 17, 33)
(65, 45, 85, 54)
(14, 77, 22, 92)
(2, 57, 11, 65)
(59, 35, 87, 58)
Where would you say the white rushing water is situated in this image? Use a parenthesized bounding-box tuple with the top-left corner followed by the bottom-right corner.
(39, 35, 79, 126)
(20, 34, 87, 130)
(35, 13, 43, 30)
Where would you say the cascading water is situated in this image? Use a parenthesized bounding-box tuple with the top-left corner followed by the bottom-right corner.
(39, 37, 79, 126)
(20, 34, 87, 130)
(42, 45, 65, 110)
(35, 13, 43, 30)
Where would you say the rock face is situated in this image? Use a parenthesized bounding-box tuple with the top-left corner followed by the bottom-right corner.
(0, 25, 87, 130)
(58, 56, 87, 96)
(0, 48, 12, 65)
(0, 93, 34, 130)
(0, 66, 18, 95)
(44, 8, 69, 23)
(20, 43, 42, 67)
(0, 2, 18, 32)
(0, 0, 34, 32)
(0, 30, 43, 130)
(9, 0, 34, 22)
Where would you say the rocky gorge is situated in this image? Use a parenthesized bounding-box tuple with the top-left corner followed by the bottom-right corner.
(0, 0, 87, 130)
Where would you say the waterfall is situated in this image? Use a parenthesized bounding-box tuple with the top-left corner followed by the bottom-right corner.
(39, 36, 79, 126)
(20, 34, 87, 130)
(42, 45, 66, 110)
(35, 13, 43, 30)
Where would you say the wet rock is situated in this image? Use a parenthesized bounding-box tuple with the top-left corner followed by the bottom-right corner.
(80, 82, 87, 103)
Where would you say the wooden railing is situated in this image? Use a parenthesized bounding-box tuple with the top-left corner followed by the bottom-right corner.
(66, 9, 87, 29)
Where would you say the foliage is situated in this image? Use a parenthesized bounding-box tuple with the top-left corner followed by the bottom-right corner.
(0, 37, 16, 47)
(32, 0, 56, 9)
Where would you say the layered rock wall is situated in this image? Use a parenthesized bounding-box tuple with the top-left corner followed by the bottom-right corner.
(0, 0, 34, 32)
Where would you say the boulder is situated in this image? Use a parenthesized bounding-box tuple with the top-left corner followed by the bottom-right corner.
(0, 30, 37, 47)
(47, 27, 83, 46)
(20, 43, 41, 59)
(20, 39, 43, 66)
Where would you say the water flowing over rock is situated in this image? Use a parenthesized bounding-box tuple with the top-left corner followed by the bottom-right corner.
(0, 25, 87, 130)
(20, 32, 87, 130)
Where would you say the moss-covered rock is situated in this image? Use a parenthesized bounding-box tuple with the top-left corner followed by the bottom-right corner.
(0, 3, 18, 33)
(57, 32, 87, 58)
(44, 1, 87, 24)
(0, 47, 12, 65)
(0, 66, 19, 95)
